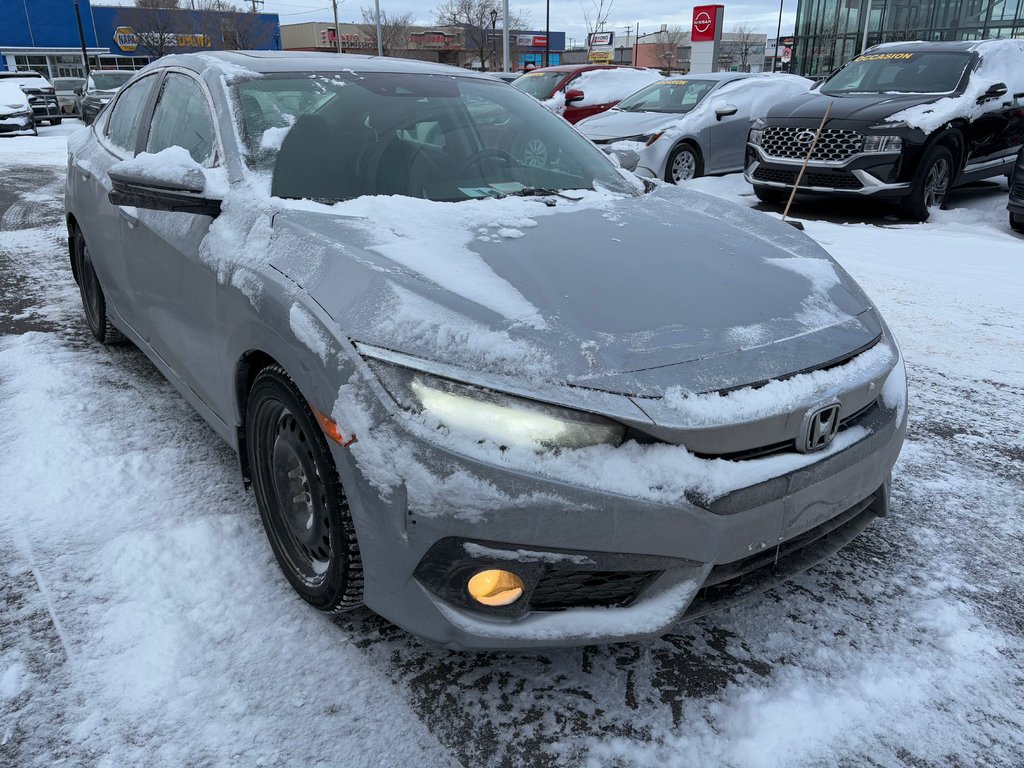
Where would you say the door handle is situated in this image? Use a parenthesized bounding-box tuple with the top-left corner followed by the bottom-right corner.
(118, 206, 138, 228)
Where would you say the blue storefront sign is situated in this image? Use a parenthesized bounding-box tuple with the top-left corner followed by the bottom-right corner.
(0, 0, 280, 75)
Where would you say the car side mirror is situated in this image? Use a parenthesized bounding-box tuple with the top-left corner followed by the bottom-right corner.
(715, 103, 739, 120)
(564, 88, 585, 105)
(980, 82, 1008, 102)
(107, 154, 221, 218)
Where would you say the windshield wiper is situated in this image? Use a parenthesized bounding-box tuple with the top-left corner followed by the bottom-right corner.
(504, 187, 584, 201)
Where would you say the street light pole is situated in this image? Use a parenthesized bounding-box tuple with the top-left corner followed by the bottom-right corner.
(502, 0, 510, 72)
(490, 9, 497, 71)
(544, 0, 550, 67)
(374, 0, 383, 57)
(72, 0, 91, 79)
(860, 0, 872, 53)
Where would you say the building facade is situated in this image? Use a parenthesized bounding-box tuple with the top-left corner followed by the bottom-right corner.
(793, 0, 1024, 77)
(1, 0, 280, 76)
(281, 21, 565, 70)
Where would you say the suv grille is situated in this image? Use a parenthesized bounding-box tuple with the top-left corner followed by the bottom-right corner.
(761, 126, 863, 162)
(752, 165, 863, 190)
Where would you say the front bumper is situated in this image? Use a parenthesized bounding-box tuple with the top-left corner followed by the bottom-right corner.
(0, 113, 34, 134)
(745, 143, 912, 200)
(334, 357, 908, 650)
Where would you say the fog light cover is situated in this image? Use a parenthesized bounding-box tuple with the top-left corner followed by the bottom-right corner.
(467, 569, 525, 606)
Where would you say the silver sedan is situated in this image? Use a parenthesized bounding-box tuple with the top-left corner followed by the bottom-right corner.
(65, 51, 905, 649)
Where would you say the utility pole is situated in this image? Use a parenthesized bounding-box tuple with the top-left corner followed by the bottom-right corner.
(544, 0, 550, 66)
(72, 0, 90, 80)
(331, 0, 342, 53)
(375, 0, 383, 56)
(773, 0, 783, 72)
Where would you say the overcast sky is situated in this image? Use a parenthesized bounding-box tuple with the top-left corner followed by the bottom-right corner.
(258, 0, 800, 46)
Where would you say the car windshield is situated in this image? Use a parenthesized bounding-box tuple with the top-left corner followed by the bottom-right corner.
(821, 51, 971, 95)
(511, 71, 564, 99)
(91, 73, 133, 90)
(234, 72, 636, 203)
(615, 79, 717, 113)
(53, 78, 84, 91)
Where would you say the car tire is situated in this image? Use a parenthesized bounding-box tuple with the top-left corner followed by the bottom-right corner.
(753, 185, 787, 204)
(72, 228, 124, 345)
(899, 143, 954, 222)
(1011, 211, 1024, 233)
(247, 365, 364, 614)
(665, 143, 703, 183)
(50, 118, 62, 126)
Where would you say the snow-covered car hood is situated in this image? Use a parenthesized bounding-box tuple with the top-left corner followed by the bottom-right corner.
(767, 92, 942, 124)
(577, 109, 682, 141)
(269, 186, 880, 397)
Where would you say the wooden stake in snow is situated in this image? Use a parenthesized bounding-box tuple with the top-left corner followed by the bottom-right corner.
(781, 99, 834, 231)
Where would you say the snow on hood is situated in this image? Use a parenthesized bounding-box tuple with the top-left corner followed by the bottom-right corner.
(0, 81, 30, 111)
(886, 39, 1024, 132)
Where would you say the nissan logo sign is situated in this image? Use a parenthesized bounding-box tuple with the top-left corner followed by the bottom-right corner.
(693, 11, 713, 34)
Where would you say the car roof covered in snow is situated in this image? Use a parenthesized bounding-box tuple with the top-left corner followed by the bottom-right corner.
(155, 50, 496, 80)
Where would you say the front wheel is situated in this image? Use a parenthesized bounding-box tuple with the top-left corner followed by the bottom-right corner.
(899, 144, 954, 222)
(73, 228, 124, 344)
(1011, 211, 1024, 233)
(247, 365, 363, 614)
(665, 143, 703, 183)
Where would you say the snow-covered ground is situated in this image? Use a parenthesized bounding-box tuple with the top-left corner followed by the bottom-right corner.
(1, 123, 1023, 767)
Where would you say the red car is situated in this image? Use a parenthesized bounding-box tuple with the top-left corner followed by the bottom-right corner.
(512, 64, 662, 124)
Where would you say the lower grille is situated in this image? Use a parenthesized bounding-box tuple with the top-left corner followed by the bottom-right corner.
(753, 165, 863, 190)
(529, 569, 660, 610)
(683, 491, 881, 620)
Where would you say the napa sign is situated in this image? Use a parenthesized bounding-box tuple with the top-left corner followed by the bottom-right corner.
(113, 25, 212, 53)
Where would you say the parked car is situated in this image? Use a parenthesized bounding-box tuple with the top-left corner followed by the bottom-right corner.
(1009, 145, 1024, 232)
(78, 70, 136, 125)
(512, 64, 664, 124)
(578, 73, 812, 183)
(487, 71, 521, 84)
(66, 52, 906, 650)
(0, 80, 35, 136)
(0, 70, 61, 125)
(53, 76, 85, 115)
(746, 40, 1024, 221)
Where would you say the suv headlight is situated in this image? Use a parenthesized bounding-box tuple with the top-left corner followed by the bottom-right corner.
(749, 118, 767, 146)
(370, 362, 626, 451)
(862, 134, 903, 153)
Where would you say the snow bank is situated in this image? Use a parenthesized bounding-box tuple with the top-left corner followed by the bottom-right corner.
(887, 39, 1024, 132)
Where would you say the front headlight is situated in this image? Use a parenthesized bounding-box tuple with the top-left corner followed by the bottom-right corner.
(638, 131, 664, 146)
(862, 134, 903, 153)
(371, 363, 626, 451)
(749, 119, 767, 146)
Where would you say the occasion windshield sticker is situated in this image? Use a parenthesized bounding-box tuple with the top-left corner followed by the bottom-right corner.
(661, 79, 689, 85)
(856, 52, 916, 61)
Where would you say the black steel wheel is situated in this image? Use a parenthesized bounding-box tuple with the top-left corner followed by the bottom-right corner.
(73, 228, 124, 344)
(900, 144, 954, 221)
(247, 365, 363, 613)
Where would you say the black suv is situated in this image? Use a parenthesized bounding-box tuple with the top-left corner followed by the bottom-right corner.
(745, 40, 1024, 220)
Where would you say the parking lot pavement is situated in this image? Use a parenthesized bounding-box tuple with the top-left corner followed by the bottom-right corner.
(1, 127, 1023, 767)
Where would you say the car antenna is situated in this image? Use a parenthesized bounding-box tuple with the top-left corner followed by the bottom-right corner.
(780, 99, 834, 231)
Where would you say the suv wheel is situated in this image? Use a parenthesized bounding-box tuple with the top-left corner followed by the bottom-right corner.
(247, 365, 364, 614)
(900, 144, 953, 221)
(1011, 212, 1024, 233)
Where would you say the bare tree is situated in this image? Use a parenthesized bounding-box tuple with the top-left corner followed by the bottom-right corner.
(649, 25, 687, 71)
(730, 23, 761, 72)
(360, 7, 414, 56)
(434, 0, 530, 70)
(582, 0, 614, 35)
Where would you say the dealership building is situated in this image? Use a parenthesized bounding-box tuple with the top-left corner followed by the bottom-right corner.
(0, 0, 280, 77)
(793, 0, 1024, 76)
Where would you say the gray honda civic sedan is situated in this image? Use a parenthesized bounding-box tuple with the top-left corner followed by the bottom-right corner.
(65, 51, 907, 649)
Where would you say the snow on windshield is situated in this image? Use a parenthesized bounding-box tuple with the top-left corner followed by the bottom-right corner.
(886, 40, 1024, 132)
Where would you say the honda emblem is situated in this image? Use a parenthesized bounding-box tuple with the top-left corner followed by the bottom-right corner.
(801, 403, 841, 452)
